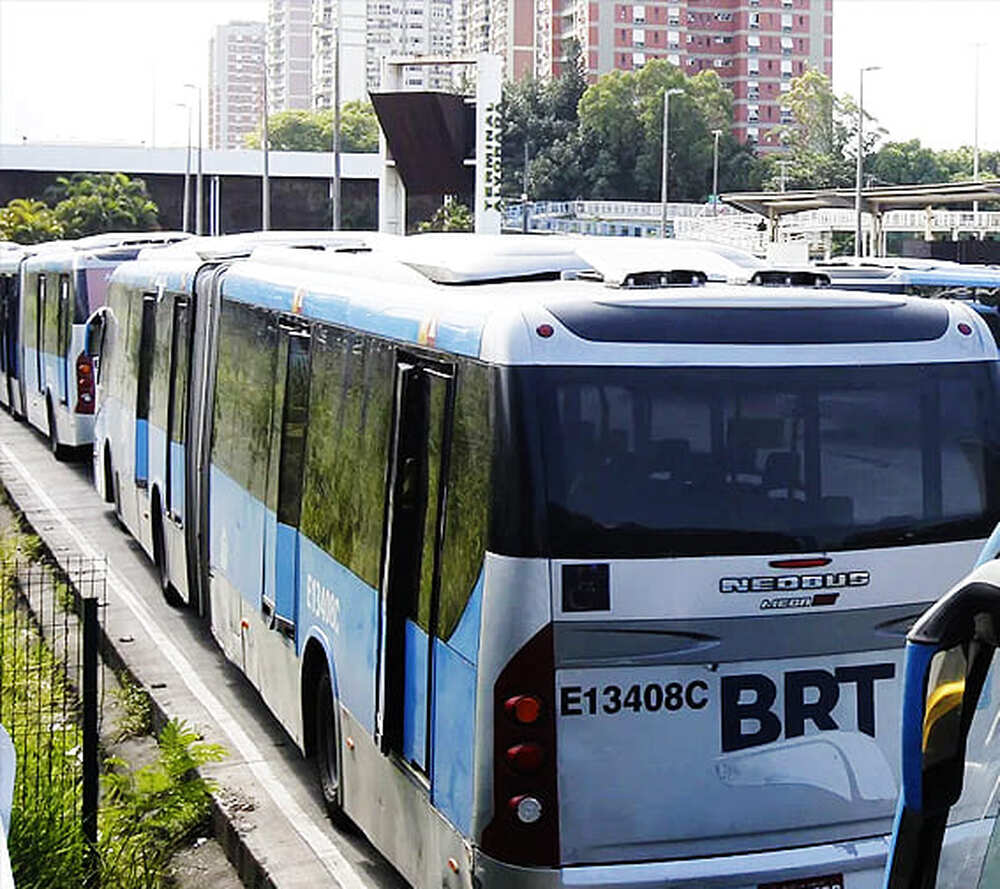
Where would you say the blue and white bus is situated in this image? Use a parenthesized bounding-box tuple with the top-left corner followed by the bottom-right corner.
(19, 232, 186, 457)
(90, 234, 1000, 889)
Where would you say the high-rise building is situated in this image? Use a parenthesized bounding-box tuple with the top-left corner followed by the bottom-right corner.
(268, 0, 314, 112)
(553, 0, 832, 146)
(456, 0, 552, 80)
(366, 0, 455, 91)
(311, 0, 369, 105)
(208, 21, 266, 150)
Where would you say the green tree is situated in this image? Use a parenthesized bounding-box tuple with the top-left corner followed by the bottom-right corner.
(870, 138, 944, 185)
(577, 60, 751, 201)
(501, 39, 588, 200)
(417, 199, 474, 232)
(245, 101, 379, 152)
(0, 198, 64, 244)
(46, 172, 159, 238)
(762, 69, 883, 191)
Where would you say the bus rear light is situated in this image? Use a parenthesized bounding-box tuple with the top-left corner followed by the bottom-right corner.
(509, 795, 543, 824)
(505, 694, 543, 724)
(481, 626, 559, 867)
(75, 353, 95, 414)
(505, 742, 545, 772)
(958, 322, 973, 336)
(769, 557, 831, 569)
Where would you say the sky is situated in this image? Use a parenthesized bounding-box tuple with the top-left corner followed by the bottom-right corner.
(0, 0, 996, 151)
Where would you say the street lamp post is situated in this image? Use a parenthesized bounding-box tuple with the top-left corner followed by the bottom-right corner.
(183, 83, 204, 235)
(711, 129, 722, 216)
(174, 102, 192, 233)
(262, 48, 271, 231)
(854, 65, 881, 259)
(972, 42, 983, 232)
(660, 87, 684, 239)
(314, 12, 342, 230)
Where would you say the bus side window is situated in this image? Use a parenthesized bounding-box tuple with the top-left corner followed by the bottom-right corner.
(300, 327, 393, 588)
(436, 361, 492, 641)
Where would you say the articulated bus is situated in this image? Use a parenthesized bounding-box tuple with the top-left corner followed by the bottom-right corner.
(90, 234, 1000, 889)
(19, 232, 186, 457)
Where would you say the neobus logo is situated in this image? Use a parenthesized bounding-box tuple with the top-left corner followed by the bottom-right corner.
(719, 571, 870, 594)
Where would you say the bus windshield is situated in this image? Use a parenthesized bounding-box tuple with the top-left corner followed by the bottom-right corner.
(522, 362, 1000, 557)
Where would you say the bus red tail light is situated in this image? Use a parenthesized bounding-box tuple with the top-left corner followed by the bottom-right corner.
(505, 694, 543, 725)
(505, 742, 545, 773)
(480, 625, 559, 868)
(75, 353, 95, 414)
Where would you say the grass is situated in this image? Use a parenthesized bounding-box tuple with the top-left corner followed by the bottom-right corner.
(0, 525, 227, 888)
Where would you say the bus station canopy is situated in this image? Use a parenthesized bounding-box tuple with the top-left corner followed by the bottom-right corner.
(721, 179, 1000, 218)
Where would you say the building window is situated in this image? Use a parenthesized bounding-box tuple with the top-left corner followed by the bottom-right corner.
(780, 106, 793, 123)
(781, 58, 793, 79)
(781, 13, 792, 30)
(632, 4, 645, 23)
(668, 53, 680, 65)
(714, 11, 733, 22)
(747, 104, 759, 122)
(667, 29, 679, 48)
(633, 27, 644, 45)
(748, 58, 760, 74)
(668, 5, 679, 25)
(633, 51, 645, 66)
(747, 126, 759, 143)
(747, 32, 760, 53)
(781, 35, 793, 55)
(749, 11, 759, 28)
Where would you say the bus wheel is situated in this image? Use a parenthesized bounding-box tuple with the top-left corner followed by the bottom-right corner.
(152, 503, 183, 608)
(46, 400, 67, 461)
(313, 670, 350, 828)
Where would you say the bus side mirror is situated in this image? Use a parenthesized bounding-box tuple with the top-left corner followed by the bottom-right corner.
(885, 562, 1000, 889)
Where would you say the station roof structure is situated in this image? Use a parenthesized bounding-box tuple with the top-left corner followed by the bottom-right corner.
(721, 179, 1000, 218)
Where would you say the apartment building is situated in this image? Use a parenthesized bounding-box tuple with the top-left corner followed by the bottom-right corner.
(268, 0, 314, 112)
(311, 0, 369, 103)
(208, 21, 266, 150)
(555, 0, 832, 145)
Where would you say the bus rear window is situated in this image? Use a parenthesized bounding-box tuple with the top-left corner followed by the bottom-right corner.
(517, 362, 1000, 557)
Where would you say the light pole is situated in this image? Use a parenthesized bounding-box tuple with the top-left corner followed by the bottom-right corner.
(972, 42, 984, 232)
(854, 65, 881, 259)
(711, 129, 722, 216)
(314, 11, 341, 230)
(660, 87, 684, 239)
(174, 102, 192, 233)
(183, 83, 204, 235)
(262, 47, 271, 231)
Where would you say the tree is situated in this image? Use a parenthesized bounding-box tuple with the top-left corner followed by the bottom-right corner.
(762, 69, 884, 191)
(417, 199, 474, 232)
(500, 39, 588, 200)
(245, 102, 379, 152)
(576, 60, 749, 201)
(46, 172, 159, 238)
(0, 198, 64, 244)
(870, 139, 944, 185)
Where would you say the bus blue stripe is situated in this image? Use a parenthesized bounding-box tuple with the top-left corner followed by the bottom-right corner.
(900, 641, 936, 813)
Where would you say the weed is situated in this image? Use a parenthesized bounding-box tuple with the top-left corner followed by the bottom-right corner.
(110, 676, 152, 742)
(100, 719, 227, 889)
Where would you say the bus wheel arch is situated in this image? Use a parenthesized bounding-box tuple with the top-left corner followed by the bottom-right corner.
(302, 640, 350, 827)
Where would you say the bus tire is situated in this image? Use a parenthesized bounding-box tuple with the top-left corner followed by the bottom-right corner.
(46, 398, 67, 461)
(313, 670, 350, 829)
(151, 495, 183, 608)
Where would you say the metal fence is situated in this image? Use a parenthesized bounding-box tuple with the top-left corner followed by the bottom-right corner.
(0, 548, 105, 885)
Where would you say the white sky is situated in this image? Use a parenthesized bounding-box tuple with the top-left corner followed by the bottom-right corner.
(0, 0, 996, 150)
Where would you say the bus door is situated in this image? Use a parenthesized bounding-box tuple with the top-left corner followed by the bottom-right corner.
(56, 275, 70, 405)
(884, 556, 1000, 889)
(34, 275, 45, 394)
(134, 294, 156, 487)
(376, 357, 453, 776)
(165, 297, 190, 526)
(262, 321, 312, 633)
